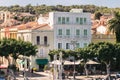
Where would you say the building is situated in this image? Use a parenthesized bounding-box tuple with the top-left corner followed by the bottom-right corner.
(91, 15, 116, 43)
(17, 22, 54, 70)
(49, 9, 91, 50)
(0, 9, 92, 70)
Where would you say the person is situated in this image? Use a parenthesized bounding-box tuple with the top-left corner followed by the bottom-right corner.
(31, 68, 33, 73)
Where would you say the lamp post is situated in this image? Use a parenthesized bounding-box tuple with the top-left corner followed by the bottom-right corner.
(59, 52, 62, 80)
(70, 40, 77, 80)
(23, 56, 26, 80)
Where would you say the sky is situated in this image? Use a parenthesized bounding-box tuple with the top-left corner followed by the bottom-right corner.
(0, 0, 119, 8)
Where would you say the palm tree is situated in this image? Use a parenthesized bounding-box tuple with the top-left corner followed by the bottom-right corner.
(108, 11, 120, 43)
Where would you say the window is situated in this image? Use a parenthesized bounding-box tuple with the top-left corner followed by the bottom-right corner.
(58, 17, 61, 24)
(66, 29, 70, 35)
(76, 29, 80, 35)
(84, 43, 87, 47)
(36, 36, 40, 45)
(58, 43, 62, 49)
(62, 17, 65, 24)
(84, 18, 87, 23)
(66, 17, 69, 23)
(76, 17, 79, 23)
(58, 29, 62, 35)
(66, 43, 70, 49)
(76, 43, 80, 48)
(80, 18, 83, 24)
(40, 48, 44, 57)
(84, 29, 87, 36)
(44, 36, 47, 45)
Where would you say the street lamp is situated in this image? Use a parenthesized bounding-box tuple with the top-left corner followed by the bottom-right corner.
(70, 40, 77, 80)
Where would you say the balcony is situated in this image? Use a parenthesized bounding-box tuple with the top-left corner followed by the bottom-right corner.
(82, 36, 88, 39)
(64, 36, 71, 38)
(56, 36, 63, 38)
(36, 43, 49, 47)
(74, 36, 81, 39)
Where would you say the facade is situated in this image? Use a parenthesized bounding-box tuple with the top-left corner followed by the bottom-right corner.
(17, 22, 54, 70)
(0, 9, 92, 70)
(0, 11, 11, 24)
(91, 15, 116, 43)
(49, 10, 91, 50)
(0, 27, 17, 39)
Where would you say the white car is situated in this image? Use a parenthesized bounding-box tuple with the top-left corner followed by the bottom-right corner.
(116, 72, 120, 78)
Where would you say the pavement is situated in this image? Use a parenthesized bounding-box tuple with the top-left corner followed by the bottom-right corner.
(15, 71, 118, 80)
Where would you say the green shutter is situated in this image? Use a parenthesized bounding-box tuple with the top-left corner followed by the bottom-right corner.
(58, 29, 62, 35)
(84, 29, 87, 36)
(76, 29, 80, 35)
(66, 29, 70, 35)
(84, 43, 87, 47)
(84, 18, 86, 23)
(66, 17, 69, 23)
(76, 43, 80, 48)
(58, 17, 61, 24)
(62, 17, 65, 24)
(80, 18, 83, 24)
(76, 17, 79, 24)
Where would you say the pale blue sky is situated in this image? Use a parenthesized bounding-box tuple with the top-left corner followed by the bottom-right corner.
(0, 0, 119, 8)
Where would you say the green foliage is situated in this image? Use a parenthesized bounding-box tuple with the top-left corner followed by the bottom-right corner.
(108, 11, 120, 43)
(94, 12, 102, 20)
(44, 65, 50, 71)
(0, 4, 119, 15)
(0, 38, 37, 66)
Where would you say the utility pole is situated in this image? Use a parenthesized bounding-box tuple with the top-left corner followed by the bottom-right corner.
(71, 40, 77, 80)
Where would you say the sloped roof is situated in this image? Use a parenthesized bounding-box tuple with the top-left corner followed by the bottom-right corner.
(17, 21, 52, 30)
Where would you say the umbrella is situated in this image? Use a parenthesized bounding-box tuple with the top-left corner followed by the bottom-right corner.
(64, 60, 73, 65)
(64, 60, 81, 65)
(0, 64, 8, 69)
(51, 60, 61, 65)
(86, 60, 100, 65)
(51, 60, 81, 65)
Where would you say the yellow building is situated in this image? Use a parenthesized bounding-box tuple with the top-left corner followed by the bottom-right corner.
(0, 27, 18, 39)
(17, 22, 54, 70)
(92, 34, 116, 43)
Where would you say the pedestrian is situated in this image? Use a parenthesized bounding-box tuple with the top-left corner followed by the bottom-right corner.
(31, 68, 33, 73)
(22, 71, 24, 76)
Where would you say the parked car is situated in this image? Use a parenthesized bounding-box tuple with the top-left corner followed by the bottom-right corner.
(0, 77, 5, 80)
(0, 65, 8, 80)
(116, 72, 120, 78)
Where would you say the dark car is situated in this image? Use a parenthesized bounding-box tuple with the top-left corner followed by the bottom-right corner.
(0, 65, 8, 80)
(0, 77, 5, 80)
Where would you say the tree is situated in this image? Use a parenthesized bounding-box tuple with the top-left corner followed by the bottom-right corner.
(0, 38, 14, 65)
(108, 11, 120, 43)
(0, 38, 37, 66)
(114, 43, 120, 70)
(94, 12, 102, 20)
(48, 49, 60, 61)
(76, 47, 96, 76)
(95, 42, 115, 79)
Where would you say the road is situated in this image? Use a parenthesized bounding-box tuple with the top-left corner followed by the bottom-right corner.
(15, 71, 118, 80)
(16, 71, 52, 80)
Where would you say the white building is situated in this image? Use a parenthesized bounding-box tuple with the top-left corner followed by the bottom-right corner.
(49, 9, 91, 50)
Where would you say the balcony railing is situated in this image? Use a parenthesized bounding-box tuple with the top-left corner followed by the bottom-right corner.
(36, 43, 49, 47)
(56, 36, 62, 38)
(74, 36, 81, 38)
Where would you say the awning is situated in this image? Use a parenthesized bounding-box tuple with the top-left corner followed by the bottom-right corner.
(86, 60, 100, 65)
(0, 64, 8, 69)
(36, 59, 48, 65)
